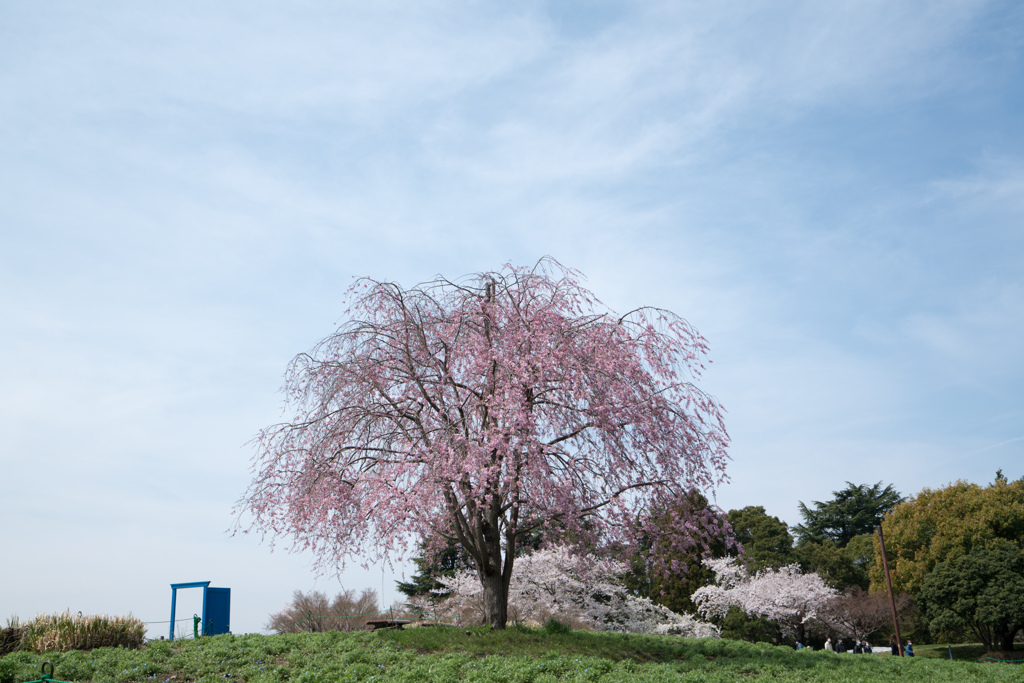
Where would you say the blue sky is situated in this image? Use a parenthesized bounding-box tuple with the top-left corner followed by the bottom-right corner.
(2, 1, 1022, 637)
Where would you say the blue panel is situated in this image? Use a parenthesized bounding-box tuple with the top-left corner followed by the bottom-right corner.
(203, 587, 231, 636)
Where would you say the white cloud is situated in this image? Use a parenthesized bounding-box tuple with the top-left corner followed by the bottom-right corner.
(1, 0, 1022, 633)
(1, 2, 548, 121)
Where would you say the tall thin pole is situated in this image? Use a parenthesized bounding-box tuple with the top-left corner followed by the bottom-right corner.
(877, 524, 904, 656)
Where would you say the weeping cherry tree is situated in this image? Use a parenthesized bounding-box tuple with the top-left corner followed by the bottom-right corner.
(238, 259, 730, 628)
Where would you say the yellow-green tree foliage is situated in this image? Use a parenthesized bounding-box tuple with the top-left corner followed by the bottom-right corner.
(870, 473, 1024, 595)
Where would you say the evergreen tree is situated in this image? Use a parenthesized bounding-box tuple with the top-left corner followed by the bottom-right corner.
(396, 537, 474, 599)
(725, 506, 795, 571)
(794, 482, 901, 547)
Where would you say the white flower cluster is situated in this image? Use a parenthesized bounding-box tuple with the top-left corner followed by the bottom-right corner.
(430, 546, 719, 638)
(599, 593, 720, 638)
(692, 558, 836, 636)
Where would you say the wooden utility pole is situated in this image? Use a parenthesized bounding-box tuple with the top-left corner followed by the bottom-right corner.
(877, 524, 904, 656)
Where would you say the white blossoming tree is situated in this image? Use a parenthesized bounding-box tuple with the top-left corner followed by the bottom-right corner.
(420, 546, 719, 638)
(692, 558, 836, 643)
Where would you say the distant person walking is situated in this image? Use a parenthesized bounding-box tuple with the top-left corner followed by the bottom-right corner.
(889, 635, 900, 656)
(905, 642, 914, 657)
(825, 638, 834, 652)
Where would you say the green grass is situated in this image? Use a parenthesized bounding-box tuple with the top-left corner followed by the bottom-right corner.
(915, 642, 1024, 663)
(0, 627, 1021, 683)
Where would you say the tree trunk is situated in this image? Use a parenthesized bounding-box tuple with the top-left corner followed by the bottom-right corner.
(479, 568, 508, 629)
(975, 623, 996, 654)
(999, 623, 1020, 652)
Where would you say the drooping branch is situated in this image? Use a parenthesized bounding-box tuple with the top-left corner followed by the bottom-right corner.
(237, 258, 731, 628)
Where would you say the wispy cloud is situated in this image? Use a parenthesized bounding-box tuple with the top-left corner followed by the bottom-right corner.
(965, 436, 1024, 456)
(1, 0, 1022, 635)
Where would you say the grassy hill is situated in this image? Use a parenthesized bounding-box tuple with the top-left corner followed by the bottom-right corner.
(1, 626, 1021, 683)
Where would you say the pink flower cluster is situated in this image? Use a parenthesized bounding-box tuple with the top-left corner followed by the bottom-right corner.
(238, 259, 730, 624)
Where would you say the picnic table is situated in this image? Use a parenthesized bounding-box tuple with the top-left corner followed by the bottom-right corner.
(364, 619, 413, 631)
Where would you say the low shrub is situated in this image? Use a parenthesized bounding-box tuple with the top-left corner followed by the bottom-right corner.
(0, 655, 15, 683)
(20, 611, 145, 653)
(543, 617, 572, 634)
(0, 630, 1016, 683)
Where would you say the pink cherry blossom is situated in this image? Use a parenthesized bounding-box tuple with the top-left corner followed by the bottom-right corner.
(237, 259, 730, 628)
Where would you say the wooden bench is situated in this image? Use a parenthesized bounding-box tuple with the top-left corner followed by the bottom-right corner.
(364, 619, 413, 631)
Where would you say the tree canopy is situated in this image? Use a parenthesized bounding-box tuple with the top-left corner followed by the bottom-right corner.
(917, 540, 1024, 652)
(267, 589, 378, 634)
(238, 260, 731, 628)
(793, 482, 902, 547)
(870, 474, 1024, 595)
(725, 506, 794, 571)
(794, 538, 870, 590)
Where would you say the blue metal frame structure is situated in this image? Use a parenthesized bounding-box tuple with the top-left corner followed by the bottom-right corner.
(168, 581, 213, 641)
(167, 581, 232, 643)
(169, 581, 231, 639)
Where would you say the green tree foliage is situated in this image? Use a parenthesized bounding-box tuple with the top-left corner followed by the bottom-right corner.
(795, 538, 869, 590)
(844, 533, 875, 573)
(794, 482, 902, 547)
(396, 537, 474, 599)
(719, 606, 784, 646)
(725, 506, 795, 571)
(917, 540, 1024, 652)
(870, 473, 1024, 595)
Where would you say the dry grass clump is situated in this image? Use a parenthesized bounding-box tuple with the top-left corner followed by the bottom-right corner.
(21, 611, 145, 652)
(1, 616, 25, 656)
